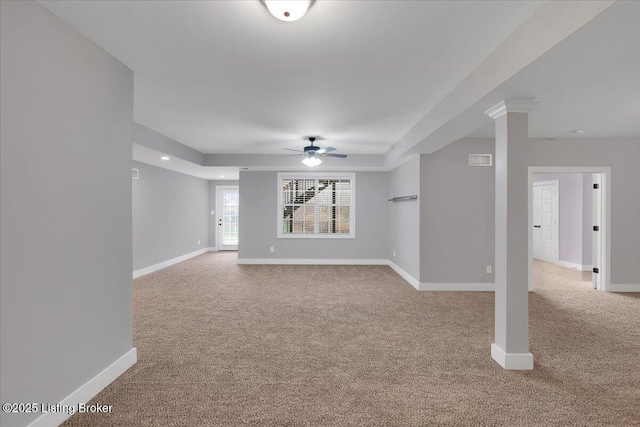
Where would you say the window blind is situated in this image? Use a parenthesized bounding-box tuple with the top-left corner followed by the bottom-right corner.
(278, 173, 355, 239)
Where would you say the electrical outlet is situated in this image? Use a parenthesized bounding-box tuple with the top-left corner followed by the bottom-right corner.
(210, 210, 215, 215)
(393, 250, 396, 257)
(486, 265, 492, 274)
(270, 246, 274, 253)
(198, 240, 201, 246)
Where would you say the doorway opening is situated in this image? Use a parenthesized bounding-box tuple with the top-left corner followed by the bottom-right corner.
(528, 167, 610, 292)
(216, 186, 239, 251)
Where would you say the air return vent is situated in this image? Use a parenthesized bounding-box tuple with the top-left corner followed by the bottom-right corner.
(468, 154, 492, 166)
(132, 168, 139, 179)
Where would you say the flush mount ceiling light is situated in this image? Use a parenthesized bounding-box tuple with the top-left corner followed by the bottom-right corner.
(572, 129, 585, 135)
(261, 0, 315, 22)
(160, 156, 170, 161)
(302, 154, 322, 167)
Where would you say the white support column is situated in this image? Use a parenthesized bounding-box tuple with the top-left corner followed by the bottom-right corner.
(485, 100, 537, 370)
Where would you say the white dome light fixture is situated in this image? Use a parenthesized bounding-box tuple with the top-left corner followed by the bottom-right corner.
(262, 0, 315, 22)
(302, 154, 322, 167)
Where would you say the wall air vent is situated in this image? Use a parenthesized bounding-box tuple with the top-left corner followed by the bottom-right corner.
(132, 168, 139, 179)
(468, 154, 492, 167)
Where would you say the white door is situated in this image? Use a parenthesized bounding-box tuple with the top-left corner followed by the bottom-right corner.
(216, 186, 239, 251)
(533, 181, 559, 263)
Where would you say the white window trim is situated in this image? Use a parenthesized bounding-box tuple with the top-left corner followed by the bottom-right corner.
(277, 172, 356, 239)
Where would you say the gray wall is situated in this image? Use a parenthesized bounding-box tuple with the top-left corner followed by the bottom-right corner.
(420, 138, 496, 283)
(133, 161, 209, 271)
(388, 157, 421, 280)
(416, 137, 639, 286)
(533, 173, 592, 266)
(529, 139, 640, 285)
(238, 171, 388, 260)
(208, 180, 239, 249)
(1, 2, 134, 427)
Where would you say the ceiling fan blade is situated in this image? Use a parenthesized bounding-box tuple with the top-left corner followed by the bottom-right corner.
(316, 147, 336, 154)
(279, 154, 305, 158)
(283, 148, 304, 153)
(320, 153, 347, 158)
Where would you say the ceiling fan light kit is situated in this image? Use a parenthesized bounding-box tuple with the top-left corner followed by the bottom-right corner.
(280, 137, 348, 168)
(302, 156, 322, 167)
(261, 0, 315, 22)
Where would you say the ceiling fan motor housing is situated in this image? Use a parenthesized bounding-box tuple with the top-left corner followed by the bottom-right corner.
(304, 137, 320, 153)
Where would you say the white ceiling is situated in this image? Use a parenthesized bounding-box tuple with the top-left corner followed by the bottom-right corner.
(39, 0, 545, 154)
(471, 8, 640, 140)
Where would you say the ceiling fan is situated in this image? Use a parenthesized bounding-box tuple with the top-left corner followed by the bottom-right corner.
(280, 137, 347, 167)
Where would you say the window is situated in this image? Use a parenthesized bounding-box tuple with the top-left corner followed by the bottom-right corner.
(277, 172, 355, 239)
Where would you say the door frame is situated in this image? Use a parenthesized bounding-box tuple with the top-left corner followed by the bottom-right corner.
(592, 173, 604, 291)
(532, 179, 559, 264)
(215, 185, 239, 251)
(528, 167, 610, 292)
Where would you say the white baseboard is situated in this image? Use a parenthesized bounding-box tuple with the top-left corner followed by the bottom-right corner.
(556, 260, 592, 271)
(208, 247, 218, 252)
(237, 258, 421, 289)
(237, 258, 496, 293)
(419, 282, 495, 291)
(133, 248, 209, 278)
(27, 348, 137, 427)
(491, 343, 533, 370)
(236, 258, 388, 265)
(608, 283, 640, 292)
(387, 261, 420, 290)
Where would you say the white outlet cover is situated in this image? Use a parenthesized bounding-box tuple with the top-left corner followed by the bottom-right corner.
(210, 210, 215, 215)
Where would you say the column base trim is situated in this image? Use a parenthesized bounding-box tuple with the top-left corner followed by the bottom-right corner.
(491, 343, 533, 370)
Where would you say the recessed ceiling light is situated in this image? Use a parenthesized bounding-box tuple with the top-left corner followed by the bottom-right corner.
(219, 175, 224, 178)
(572, 129, 585, 135)
(160, 156, 170, 161)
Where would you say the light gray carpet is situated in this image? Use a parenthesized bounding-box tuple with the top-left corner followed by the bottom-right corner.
(62, 254, 640, 426)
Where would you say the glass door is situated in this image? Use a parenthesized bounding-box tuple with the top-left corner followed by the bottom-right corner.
(216, 187, 239, 250)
